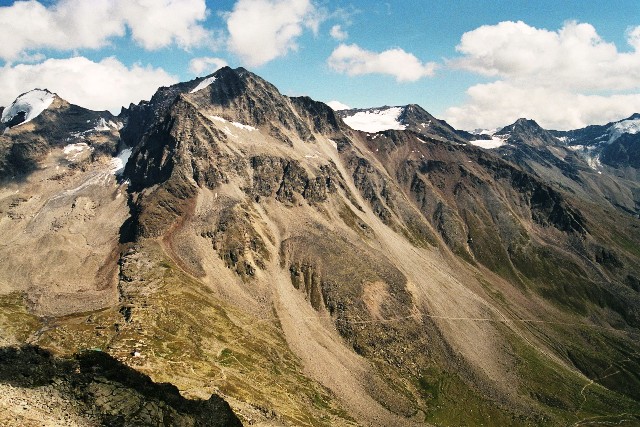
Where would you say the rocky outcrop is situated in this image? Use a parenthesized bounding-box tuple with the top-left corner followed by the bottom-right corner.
(186, 67, 317, 143)
(399, 104, 470, 143)
(476, 155, 587, 234)
(0, 345, 242, 427)
(119, 80, 196, 149)
(201, 202, 269, 280)
(349, 156, 394, 224)
(290, 96, 345, 136)
(250, 155, 339, 204)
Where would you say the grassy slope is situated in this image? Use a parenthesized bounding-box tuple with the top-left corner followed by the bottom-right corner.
(5, 241, 355, 426)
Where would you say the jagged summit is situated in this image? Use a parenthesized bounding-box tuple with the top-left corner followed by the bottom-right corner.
(120, 66, 346, 157)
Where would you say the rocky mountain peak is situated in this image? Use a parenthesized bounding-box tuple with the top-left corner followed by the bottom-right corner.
(497, 117, 559, 147)
(184, 66, 291, 125)
(506, 117, 544, 132)
(1, 89, 58, 128)
(0, 90, 122, 179)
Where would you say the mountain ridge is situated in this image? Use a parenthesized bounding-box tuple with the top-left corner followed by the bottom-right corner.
(0, 66, 639, 426)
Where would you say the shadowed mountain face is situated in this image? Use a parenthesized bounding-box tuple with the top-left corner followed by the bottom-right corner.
(1, 66, 639, 427)
(492, 115, 640, 216)
(0, 93, 121, 181)
(0, 345, 242, 427)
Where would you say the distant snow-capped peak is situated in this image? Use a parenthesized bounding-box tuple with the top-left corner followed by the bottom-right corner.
(470, 128, 499, 136)
(1, 89, 55, 127)
(608, 118, 640, 143)
(327, 100, 351, 111)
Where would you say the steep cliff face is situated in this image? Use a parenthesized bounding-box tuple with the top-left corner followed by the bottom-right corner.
(1, 67, 640, 427)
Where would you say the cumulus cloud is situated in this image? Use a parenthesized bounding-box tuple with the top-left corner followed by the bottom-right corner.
(327, 44, 436, 82)
(225, 0, 321, 67)
(453, 20, 640, 91)
(446, 21, 640, 130)
(0, 57, 178, 113)
(446, 82, 640, 131)
(330, 24, 348, 41)
(0, 0, 210, 61)
(189, 57, 229, 75)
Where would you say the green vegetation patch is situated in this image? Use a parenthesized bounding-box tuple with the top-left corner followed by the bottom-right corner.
(0, 292, 41, 344)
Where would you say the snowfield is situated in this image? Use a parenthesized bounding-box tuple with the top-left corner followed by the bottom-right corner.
(1, 89, 55, 127)
(190, 76, 217, 93)
(342, 107, 407, 133)
(63, 143, 92, 161)
(609, 118, 640, 143)
(209, 115, 256, 131)
(111, 148, 133, 175)
(94, 117, 123, 132)
(469, 136, 507, 149)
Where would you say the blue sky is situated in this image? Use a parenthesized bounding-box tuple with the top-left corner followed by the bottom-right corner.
(1, 0, 639, 130)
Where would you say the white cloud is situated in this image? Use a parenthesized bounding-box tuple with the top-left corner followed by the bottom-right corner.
(628, 25, 640, 50)
(446, 82, 640, 131)
(189, 57, 229, 75)
(326, 100, 350, 110)
(452, 21, 640, 92)
(327, 43, 436, 82)
(330, 24, 348, 41)
(117, 0, 210, 50)
(446, 21, 640, 130)
(0, 57, 178, 114)
(0, 0, 210, 61)
(225, 0, 321, 67)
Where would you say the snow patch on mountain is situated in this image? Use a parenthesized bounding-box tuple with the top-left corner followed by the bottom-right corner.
(567, 144, 602, 171)
(111, 148, 132, 175)
(471, 128, 498, 136)
(341, 107, 406, 133)
(1, 89, 55, 127)
(469, 136, 507, 149)
(63, 143, 89, 155)
(209, 115, 256, 131)
(190, 76, 216, 94)
(94, 118, 123, 132)
(63, 143, 92, 161)
(609, 119, 640, 143)
(327, 100, 350, 111)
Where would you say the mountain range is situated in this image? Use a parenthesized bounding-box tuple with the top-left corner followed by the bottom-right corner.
(0, 67, 639, 426)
